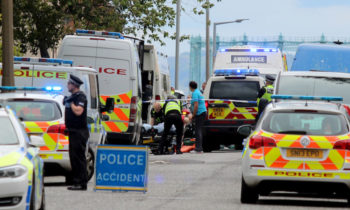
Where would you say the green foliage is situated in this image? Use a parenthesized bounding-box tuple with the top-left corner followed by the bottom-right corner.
(0, 41, 23, 62)
(1, 0, 221, 57)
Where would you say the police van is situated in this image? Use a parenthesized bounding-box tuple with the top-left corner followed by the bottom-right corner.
(0, 57, 114, 182)
(202, 69, 264, 151)
(58, 29, 143, 145)
(142, 44, 171, 123)
(214, 46, 284, 76)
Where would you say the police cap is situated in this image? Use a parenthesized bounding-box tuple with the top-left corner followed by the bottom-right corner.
(266, 74, 276, 83)
(69, 74, 84, 87)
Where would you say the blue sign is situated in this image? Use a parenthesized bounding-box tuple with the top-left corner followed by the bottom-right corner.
(94, 145, 149, 192)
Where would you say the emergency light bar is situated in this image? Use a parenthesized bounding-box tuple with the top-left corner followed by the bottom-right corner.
(0, 86, 62, 92)
(14, 57, 73, 66)
(220, 48, 278, 53)
(214, 69, 259, 76)
(271, 95, 343, 102)
(76, 29, 124, 39)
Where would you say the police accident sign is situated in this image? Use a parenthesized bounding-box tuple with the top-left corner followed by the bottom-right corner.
(95, 145, 149, 192)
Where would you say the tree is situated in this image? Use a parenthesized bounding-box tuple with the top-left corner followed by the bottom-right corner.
(1, 0, 220, 57)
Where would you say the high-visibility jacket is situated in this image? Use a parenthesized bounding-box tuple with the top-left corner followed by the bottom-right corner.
(257, 85, 274, 106)
(165, 100, 181, 115)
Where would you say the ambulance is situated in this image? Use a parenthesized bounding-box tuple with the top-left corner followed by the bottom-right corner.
(0, 57, 114, 182)
(214, 46, 284, 76)
(142, 44, 171, 123)
(58, 29, 143, 145)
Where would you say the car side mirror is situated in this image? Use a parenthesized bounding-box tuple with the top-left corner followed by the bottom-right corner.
(29, 135, 46, 147)
(101, 114, 110, 121)
(237, 125, 252, 138)
(100, 97, 115, 113)
(87, 116, 95, 124)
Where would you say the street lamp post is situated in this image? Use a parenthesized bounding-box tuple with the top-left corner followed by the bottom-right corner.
(212, 19, 249, 67)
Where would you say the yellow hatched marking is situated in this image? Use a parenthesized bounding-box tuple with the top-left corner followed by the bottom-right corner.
(276, 135, 300, 147)
(283, 160, 303, 169)
(309, 136, 333, 149)
(260, 132, 274, 138)
(264, 148, 281, 167)
(43, 133, 58, 151)
(328, 150, 345, 169)
(305, 161, 324, 170)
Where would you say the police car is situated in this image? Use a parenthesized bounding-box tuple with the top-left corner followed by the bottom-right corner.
(202, 69, 264, 151)
(0, 107, 45, 210)
(0, 57, 114, 183)
(238, 95, 350, 204)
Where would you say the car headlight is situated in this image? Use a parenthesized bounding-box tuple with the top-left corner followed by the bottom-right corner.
(0, 165, 27, 178)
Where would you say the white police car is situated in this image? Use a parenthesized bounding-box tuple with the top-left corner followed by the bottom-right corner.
(0, 107, 45, 210)
(238, 95, 350, 204)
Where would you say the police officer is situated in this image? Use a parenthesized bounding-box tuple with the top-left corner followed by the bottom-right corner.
(256, 75, 275, 121)
(158, 95, 183, 155)
(64, 75, 89, 191)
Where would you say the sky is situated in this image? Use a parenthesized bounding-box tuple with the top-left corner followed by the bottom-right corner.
(154, 0, 350, 57)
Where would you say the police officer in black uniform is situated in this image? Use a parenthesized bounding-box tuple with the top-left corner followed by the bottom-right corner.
(64, 75, 89, 191)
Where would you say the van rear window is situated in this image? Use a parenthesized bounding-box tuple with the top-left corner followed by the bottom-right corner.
(209, 81, 259, 107)
(210, 81, 259, 100)
(6, 100, 62, 122)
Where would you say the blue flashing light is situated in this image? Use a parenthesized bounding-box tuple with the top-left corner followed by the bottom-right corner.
(62, 60, 74, 65)
(219, 48, 226, 52)
(45, 86, 62, 91)
(250, 48, 257, 52)
(0, 86, 63, 92)
(13, 57, 73, 65)
(271, 95, 343, 102)
(76, 29, 123, 39)
(14, 57, 30, 62)
(39, 58, 63, 64)
(214, 69, 259, 76)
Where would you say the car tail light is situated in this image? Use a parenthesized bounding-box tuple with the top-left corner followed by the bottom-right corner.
(205, 101, 209, 109)
(343, 105, 350, 117)
(333, 140, 350, 150)
(129, 96, 138, 123)
(249, 135, 276, 149)
(47, 124, 67, 135)
(155, 95, 161, 100)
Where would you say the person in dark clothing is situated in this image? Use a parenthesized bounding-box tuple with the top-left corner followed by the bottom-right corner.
(158, 96, 183, 155)
(64, 74, 89, 191)
(150, 102, 164, 126)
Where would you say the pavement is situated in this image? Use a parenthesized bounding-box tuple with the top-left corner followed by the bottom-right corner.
(45, 150, 349, 210)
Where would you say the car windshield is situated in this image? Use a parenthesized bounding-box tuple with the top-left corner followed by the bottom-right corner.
(6, 100, 62, 121)
(262, 112, 348, 136)
(277, 75, 350, 104)
(0, 117, 19, 145)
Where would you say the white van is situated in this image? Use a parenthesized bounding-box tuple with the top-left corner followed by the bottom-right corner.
(0, 57, 114, 182)
(214, 46, 284, 76)
(58, 29, 143, 145)
(142, 44, 171, 122)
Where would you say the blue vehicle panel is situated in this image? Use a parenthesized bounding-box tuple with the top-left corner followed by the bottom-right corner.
(291, 44, 350, 73)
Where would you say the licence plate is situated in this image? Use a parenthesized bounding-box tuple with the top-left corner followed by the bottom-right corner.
(286, 149, 323, 159)
(212, 108, 225, 117)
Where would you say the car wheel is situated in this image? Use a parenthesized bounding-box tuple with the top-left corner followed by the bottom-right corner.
(30, 175, 35, 210)
(38, 181, 45, 210)
(86, 148, 95, 181)
(202, 133, 213, 152)
(235, 142, 244, 150)
(240, 177, 258, 204)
